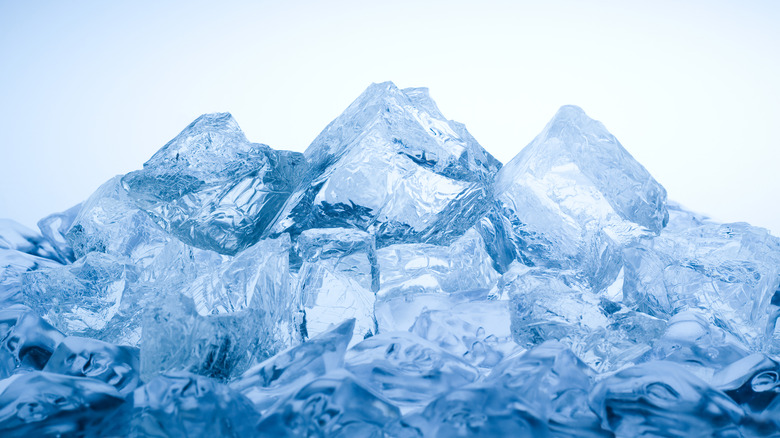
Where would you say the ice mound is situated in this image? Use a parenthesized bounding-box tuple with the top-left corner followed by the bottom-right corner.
(1, 82, 779, 436)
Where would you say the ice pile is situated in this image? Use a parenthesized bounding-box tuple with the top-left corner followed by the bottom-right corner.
(1, 82, 779, 437)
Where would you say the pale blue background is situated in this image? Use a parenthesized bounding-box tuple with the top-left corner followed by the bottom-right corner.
(1, 0, 778, 235)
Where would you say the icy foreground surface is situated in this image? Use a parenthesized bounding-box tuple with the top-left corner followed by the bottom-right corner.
(1, 82, 780, 437)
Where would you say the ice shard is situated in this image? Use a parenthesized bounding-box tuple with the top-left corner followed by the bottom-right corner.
(123, 113, 305, 255)
(269, 82, 501, 246)
(295, 228, 378, 341)
(0, 219, 60, 262)
(37, 203, 81, 263)
(481, 105, 667, 289)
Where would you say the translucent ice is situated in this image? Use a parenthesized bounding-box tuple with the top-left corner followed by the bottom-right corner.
(0, 306, 64, 378)
(590, 361, 744, 437)
(256, 370, 400, 437)
(37, 203, 81, 263)
(623, 221, 780, 350)
(0, 371, 127, 437)
(483, 105, 667, 288)
(374, 228, 499, 332)
(132, 371, 258, 437)
(43, 336, 140, 395)
(232, 318, 354, 411)
(269, 82, 501, 246)
(345, 331, 479, 407)
(712, 354, 780, 435)
(295, 228, 378, 341)
(487, 342, 608, 437)
(0, 219, 60, 262)
(123, 113, 305, 255)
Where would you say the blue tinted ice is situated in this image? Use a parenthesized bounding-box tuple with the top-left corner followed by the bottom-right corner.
(711, 353, 780, 434)
(269, 82, 501, 246)
(345, 332, 479, 407)
(132, 371, 258, 437)
(590, 361, 744, 437)
(123, 113, 305, 255)
(483, 105, 667, 288)
(0, 371, 127, 437)
(0, 307, 64, 378)
(256, 370, 400, 437)
(37, 203, 81, 263)
(0, 219, 60, 262)
(295, 228, 378, 341)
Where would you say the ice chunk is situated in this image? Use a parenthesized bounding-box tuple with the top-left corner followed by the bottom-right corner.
(64, 176, 173, 262)
(270, 82, 500, 246)
(0, 306, 64, 378)
(0, 219, 60, 262)
(0, 371, 128, 437)
(295, 228, 377, 341)
(345, 332, 479, 407)
(123, 113, 305, 255)
(43, 336, 140, 395)
(132, 371, 258, 437)
(623, 221, 780, 350)
(711, 354, 780, 434)
(484, 105, 667, 288)
(256, 370, 400, 437)
(487, 342, 607, 437)
(232, 318, 355, 411)
(374, 229, 499, 332)
(590, 361, 744, 436)
(0, 249, 61, 305)
(37, 203, 81, 263)
(140, 294, 272, 381)
(390, 385, 549, 437)
(410, 300, 517, 368)
(22, 252, 138, 344)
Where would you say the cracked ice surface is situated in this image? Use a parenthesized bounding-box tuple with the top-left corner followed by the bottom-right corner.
(1, 82, 780, 436)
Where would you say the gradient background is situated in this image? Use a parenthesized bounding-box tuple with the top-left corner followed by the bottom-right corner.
(1, 0, 778, 235)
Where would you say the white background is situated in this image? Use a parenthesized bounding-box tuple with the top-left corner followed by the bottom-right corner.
(1, 0, 778, 235)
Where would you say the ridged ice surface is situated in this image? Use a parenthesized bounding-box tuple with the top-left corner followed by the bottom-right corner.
(1, 82, 780, 436)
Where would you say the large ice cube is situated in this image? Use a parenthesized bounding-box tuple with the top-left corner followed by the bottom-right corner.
(132, 371, 258, 437)
(232, 318, 355, 411)
(43, 336, 140, 395)
(410, 300, 517, 369)
(269, 82, 501, 246)
(295, 228, 378, 341)
(22, 252, 138, 344)
(345, 332, 479, 407)
(256, 370, 400, 437)
(123, 113, 305, 255)
(374, 228, 499, 332)
(623, 221, 780, 350)
(484, 105, 667, 288)
(590, 361, 744, 437)
(0, 371, 128, 437)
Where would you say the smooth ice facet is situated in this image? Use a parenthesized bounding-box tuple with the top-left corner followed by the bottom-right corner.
(295, 228, 378, 341)
(0, 306, 65, 378)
